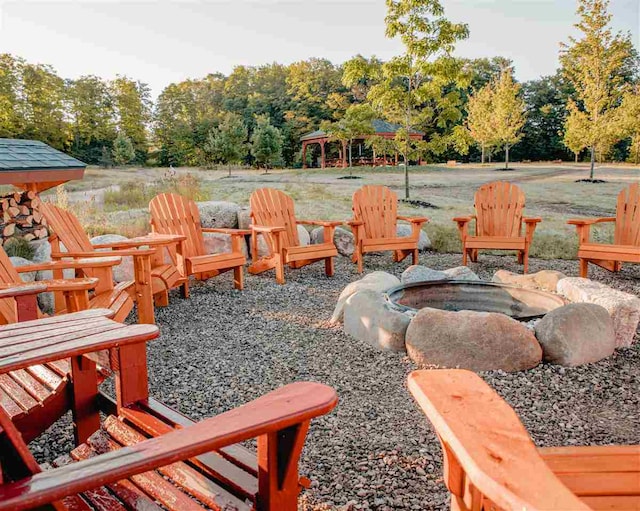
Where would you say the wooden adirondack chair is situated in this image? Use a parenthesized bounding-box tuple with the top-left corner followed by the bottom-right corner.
(40, 202, 185, 324)
(568, 183, 640, 278)
(408, 369, 640, 511)
(453, 181, 541, 273)
(0, 295, 338, 511)
(149, 193, 249, 295)
(349, 185, 428, 273)
(248, 188, 341, 284)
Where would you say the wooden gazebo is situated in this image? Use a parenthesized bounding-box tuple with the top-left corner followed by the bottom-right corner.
(300, 119, 423, 169)
(0, 138, 86, 193)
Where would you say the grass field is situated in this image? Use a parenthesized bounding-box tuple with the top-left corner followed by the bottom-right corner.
(48, 162, 640, 259)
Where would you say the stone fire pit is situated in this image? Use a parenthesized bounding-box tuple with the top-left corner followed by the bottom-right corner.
(331, 266, 640, 372)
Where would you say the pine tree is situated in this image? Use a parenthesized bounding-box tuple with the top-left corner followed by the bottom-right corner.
(112, 132, 135, 166)
(250, 115, 283, 172)
(204, 112, 248, 176)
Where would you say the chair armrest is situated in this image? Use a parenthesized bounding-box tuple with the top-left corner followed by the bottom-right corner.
(251, 225, 286, 234)
(523, 217, 542, 224)
(53, 249, 156, 258)
(0, 282, 48, 299)
(16, 257, 123, 273)
(296, 220, 343, 227)
(567, 217, 616, 226)
(397, 215, 429, 224)
(202, 228, 252, 236)
(93, 234, 187, 249)
(38, 278, 98, 293)
(453, 215, 475, 224)
(347, 220, 363, 227)
(0, 382, 338, 511)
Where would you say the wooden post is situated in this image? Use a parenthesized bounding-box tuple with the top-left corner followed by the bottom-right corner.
(133, 254, 155, 324)
(114, 343, 149, 410)
(302, 142, 307, 169)
(71, 355, 100, 445)
(342, 141, 347, 168)
(320, 141, 326, 169)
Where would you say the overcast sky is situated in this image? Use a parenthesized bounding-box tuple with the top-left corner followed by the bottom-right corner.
(1, 0, 638, 97)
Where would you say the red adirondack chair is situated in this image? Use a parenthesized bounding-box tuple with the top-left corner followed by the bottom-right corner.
(249, 188, 341, 284)
(454, 181, 541, 273)
(150, 193, 249, 295)
(568, 183, 640, 277)
(349, 185, 428, 273)
(408, 369, 639, 511)
(40, 202, 186, 324)
(0, 287, 338, 511)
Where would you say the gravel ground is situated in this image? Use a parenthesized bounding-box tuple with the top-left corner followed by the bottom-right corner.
(30, 252, 640, 510)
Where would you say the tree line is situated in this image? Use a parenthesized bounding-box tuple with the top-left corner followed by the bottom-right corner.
(0, 0, 637, 180)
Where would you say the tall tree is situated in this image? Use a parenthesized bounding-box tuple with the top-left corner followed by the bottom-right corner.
(342, 55, 383, 102)
(490, 69, 527, 170)
(321, 103, 376, 176)
(204, 112, 248, 176)
(111, 76, 152, 162)
(0, 54, 25, 138)
(368, 0, 469, 198)
(250, 115, 283, 172)
(112, 132, 135, 165)
(465, 84, 495, 164)
(620, 87, 640, 164)
(563, 105, 590, 162)
(560, 0, 638, 179)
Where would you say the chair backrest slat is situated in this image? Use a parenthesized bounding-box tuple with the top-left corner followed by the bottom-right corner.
(614, 183, 640, 246)
(352, 185, 398, 239)
(0, 248, 24, 324)
(250, 189, 299, 250)
(39, 203, 94, 253)
(149, 193, 205, 259)
(474, 181, 525, 237)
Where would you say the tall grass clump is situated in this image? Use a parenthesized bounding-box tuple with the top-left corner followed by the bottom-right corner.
(3, 237, 35, 259)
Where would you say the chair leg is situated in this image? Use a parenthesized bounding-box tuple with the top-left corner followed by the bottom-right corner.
(470, 249, 479, 263)
(462, 246, 468, 266)
(579, 258, 589, 278)
(181, 280, 190, 299)
(412, 248, 419, 265)
(325, 256, 334, 277)
(275, 255, 285, 285)
(356, 249, 363, 273)
(233, 265, 244, 290)
(523, 250, 529, 274)
(154, 290, 169, 307)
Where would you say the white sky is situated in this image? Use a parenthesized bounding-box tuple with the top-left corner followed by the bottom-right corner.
(1, 0, 638, 97)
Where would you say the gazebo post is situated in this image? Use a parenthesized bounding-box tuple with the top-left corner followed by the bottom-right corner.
(320, 140, 326, 169)
(302, 142, 308, 169)
(342, 141, 347, 168)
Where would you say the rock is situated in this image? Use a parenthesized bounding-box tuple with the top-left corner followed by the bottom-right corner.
(396, 224, 431, 250)
(442, 266, 480, 281)
(343, 289, 410, 352)
(197, 201, 241, 228)
(330, 271, 400, 324)
(32, 239, 54, 263)
(311, 226, 355, 257)
(9, 256, 37, 282)
(557, 277, 640, 348)
(202, 232, 249, 258)
(405, 308, 542, 372)
(237, 208, 251, 230)
(401, 265, 446, 284)
(91, 234, 133, 283)
(493, 269, 567, 292)
(297, 225, 310, 246)
(534, 303, 615, 366)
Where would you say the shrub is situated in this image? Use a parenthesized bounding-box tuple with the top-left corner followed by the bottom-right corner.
(3, 236, 35, 259)
(426, 223, 462, 253)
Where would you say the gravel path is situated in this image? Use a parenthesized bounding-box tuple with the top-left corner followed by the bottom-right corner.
(31, 253, 640, 510)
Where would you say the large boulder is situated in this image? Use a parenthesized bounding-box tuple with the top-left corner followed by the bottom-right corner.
(197, 201, 241, 229)
(237, 208, 251, 230)
(534, 303, 615, 366)
(343, 289, 410, 351)
(91, 234, 133, 283)
(406, 308, 542, 372)
(330, 271, 400, 324)
(9, 256, 37, 282)
(557, 277, 640, 348)
(396, 224, 431, 250)
(297, 225, 311, 246)
(202, 232, 249, 258)
(401, 265, 446, 284)
(493, 269, 567, 292)
(311, 226, 355, 257)
(442, 266, 480, 281)
(251, 225, 309, 258)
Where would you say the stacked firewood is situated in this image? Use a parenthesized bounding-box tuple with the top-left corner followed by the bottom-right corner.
(0, 191, 48, 244)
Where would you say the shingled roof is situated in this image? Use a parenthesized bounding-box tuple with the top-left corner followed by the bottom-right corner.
(0, 139, 86, 192)
(300, 119, 423, 141)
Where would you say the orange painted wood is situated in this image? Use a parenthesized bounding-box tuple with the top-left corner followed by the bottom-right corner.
(408, 369, 639, 511)
(569, 183, 640, 277)
(350, 185, 428, 273)
(40, 202, 183, 323)
(249, 188, 339, 284)
(149, 192, 248, 293)
(454, 181, 540, 273)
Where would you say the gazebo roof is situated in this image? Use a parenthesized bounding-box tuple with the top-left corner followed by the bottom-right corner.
(0, 138, 86, 193)
(300, 119, 423, 142)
